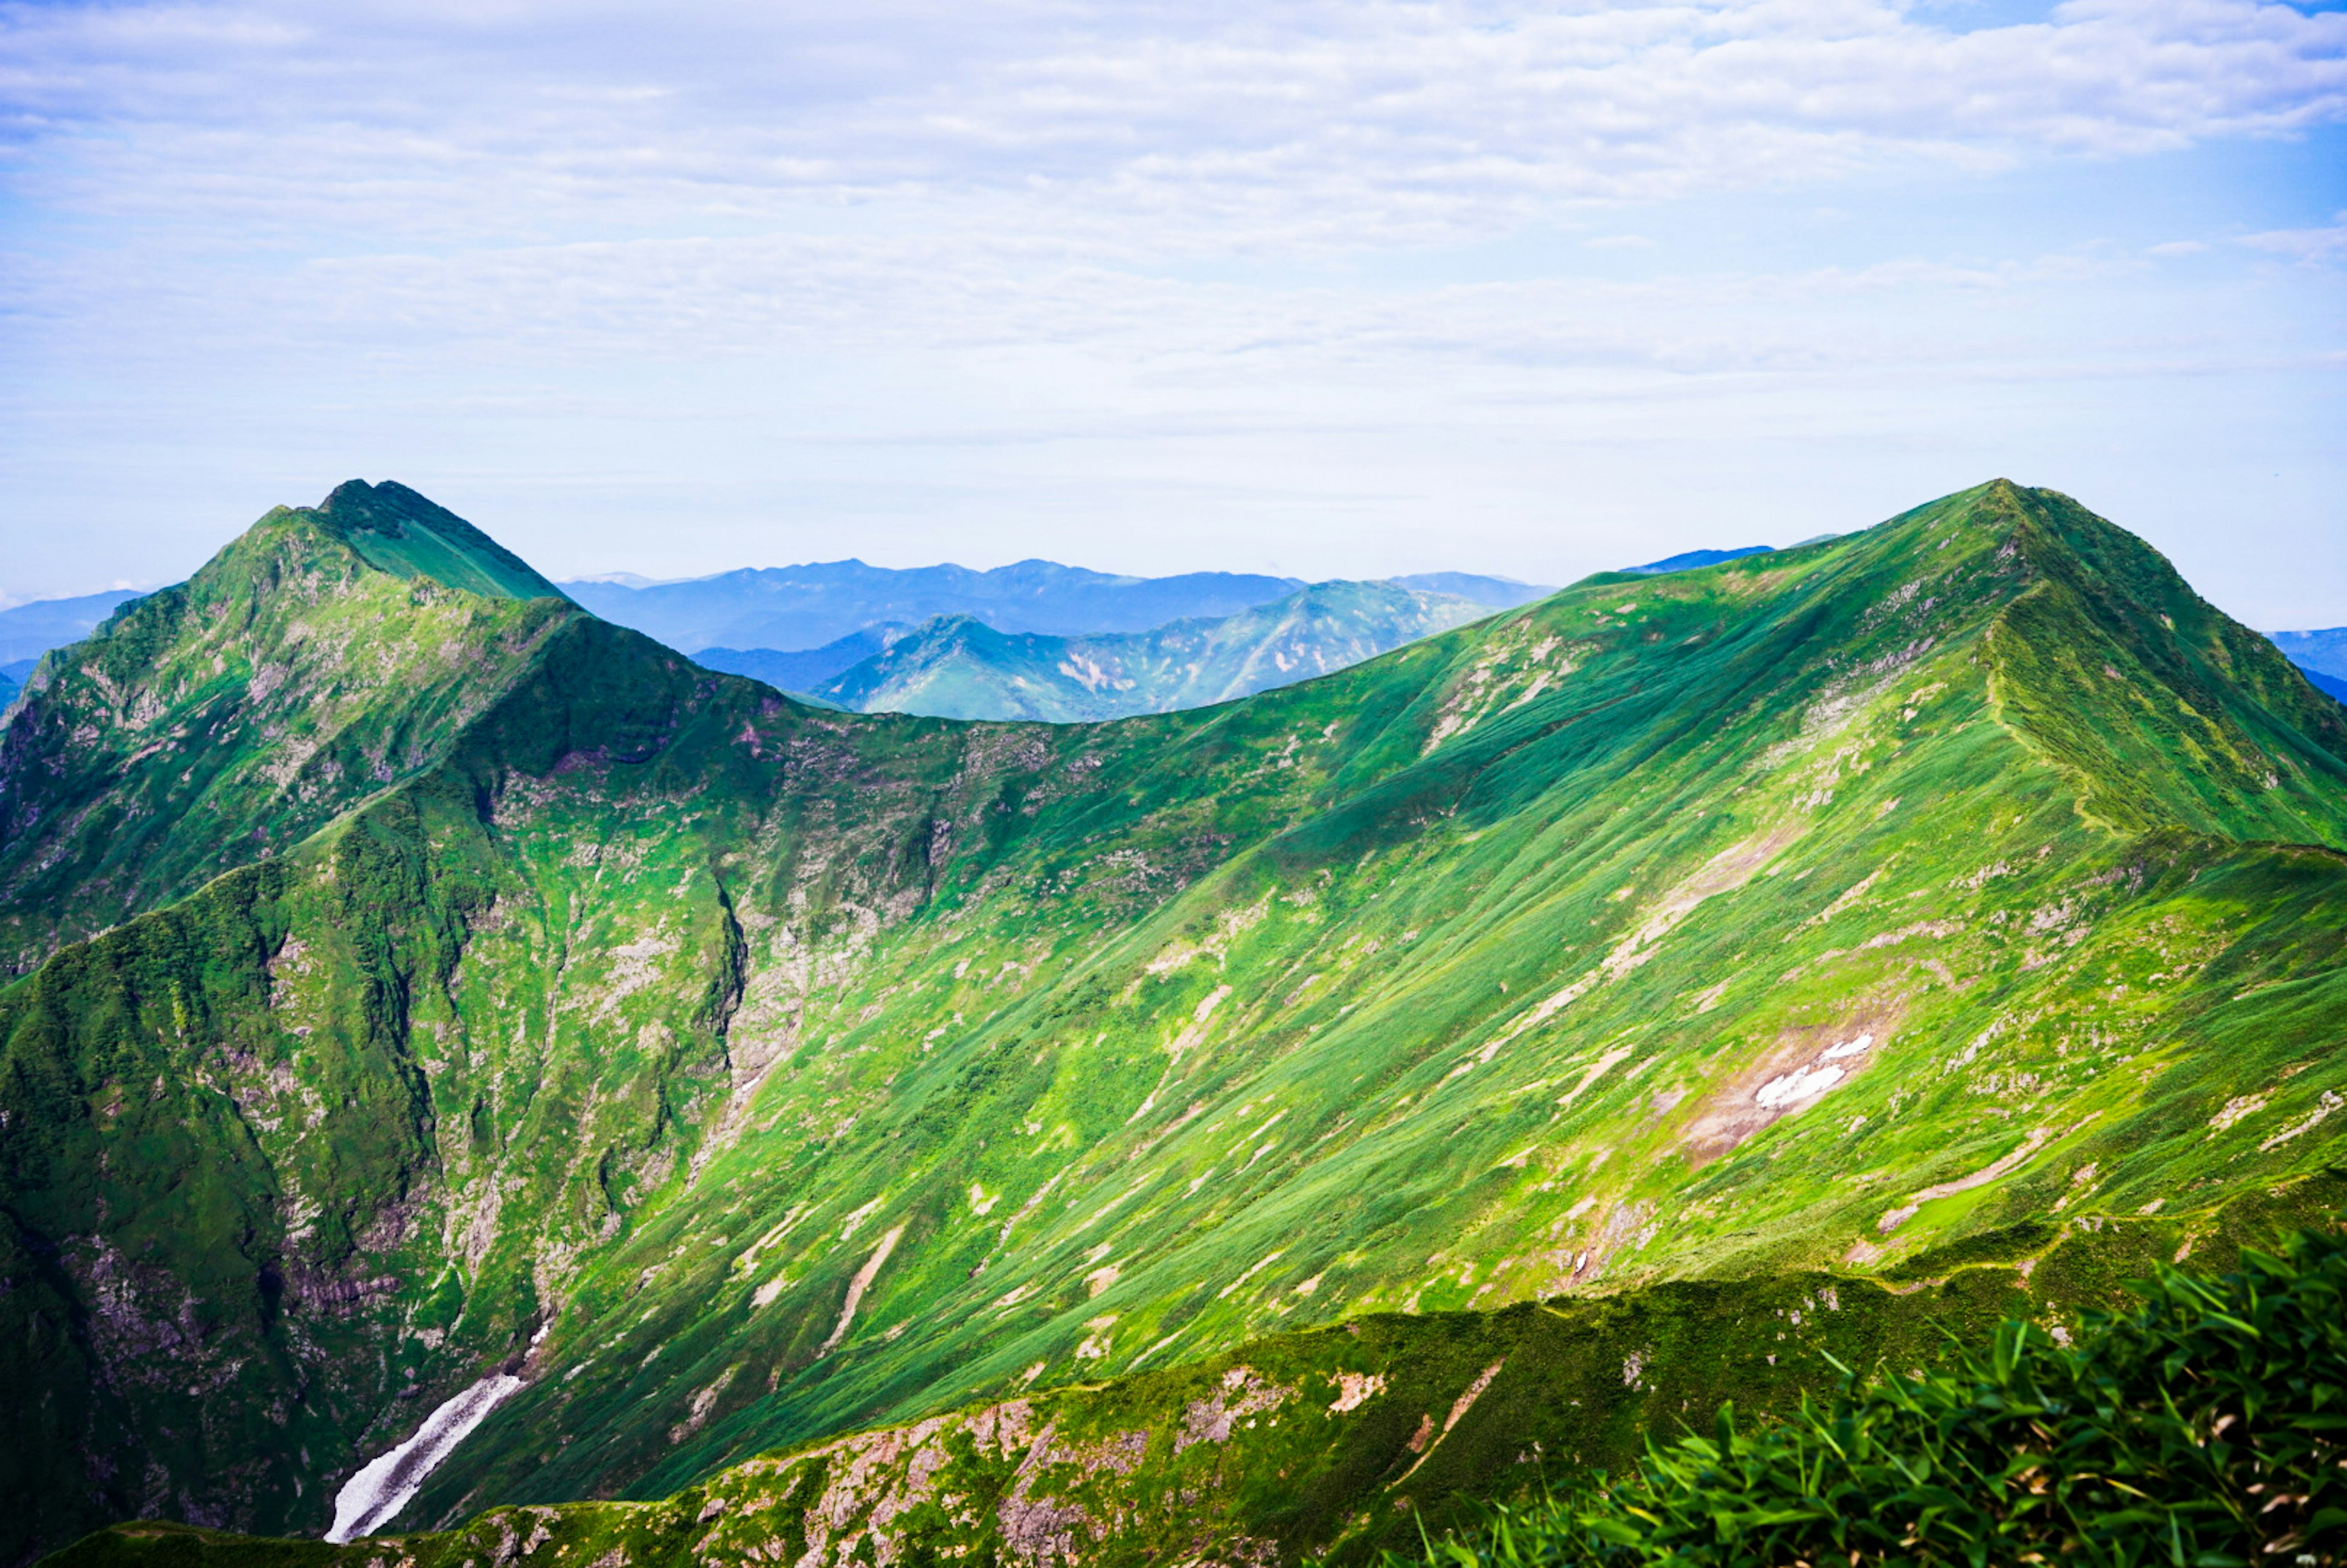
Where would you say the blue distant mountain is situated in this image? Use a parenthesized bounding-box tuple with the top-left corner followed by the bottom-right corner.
(2270, 628, 2347, 679)
(2266, 628, 2346, 702)
(0, 590, 145, 665)
(693, 627, 911, 692)
(807, 581, 1496, 722)
(1622, 546, 1776, 575)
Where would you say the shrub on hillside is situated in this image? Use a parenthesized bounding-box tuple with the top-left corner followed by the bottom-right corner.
(1398, 1227, 2346, 1567)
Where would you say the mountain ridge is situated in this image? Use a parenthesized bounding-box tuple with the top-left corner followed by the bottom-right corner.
(0, 491, 575, 976)
(3, 478, 2345, 1564)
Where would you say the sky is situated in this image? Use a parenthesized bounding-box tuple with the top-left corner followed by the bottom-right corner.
(1, 0, 2343, 628)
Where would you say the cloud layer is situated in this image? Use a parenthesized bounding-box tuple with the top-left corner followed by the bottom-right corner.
(1, 0, 2342, 620)
(9, 0, 2344, 242)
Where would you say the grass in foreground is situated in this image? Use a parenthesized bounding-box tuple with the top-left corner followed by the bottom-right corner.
(1398, 1226, 2346, 1567)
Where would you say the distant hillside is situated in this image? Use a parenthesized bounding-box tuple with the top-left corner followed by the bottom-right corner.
(564, 560, 1554, 657)
(811, 581, 1494, 719)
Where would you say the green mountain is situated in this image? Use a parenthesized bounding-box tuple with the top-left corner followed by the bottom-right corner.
(0, 480, 571, 978)
(6, 479, 2347, 1568)
(41, 1187, 2347, 1568)
(810, 582, 1494, 720)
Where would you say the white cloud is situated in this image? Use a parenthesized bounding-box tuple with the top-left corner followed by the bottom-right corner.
(2, 0, 2341, 249)
(2239, 211, 2347, 261)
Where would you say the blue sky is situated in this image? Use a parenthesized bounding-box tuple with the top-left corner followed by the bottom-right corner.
(2, 0, 2342, 626)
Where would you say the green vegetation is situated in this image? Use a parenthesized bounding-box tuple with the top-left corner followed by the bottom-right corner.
(41, 1198, 2346, 1568)
(0, 480, 569, 976)
(1395, 1223, 2346, 1567)
(6, 478, 2347, 1565)
(809, 581, 1494, 719)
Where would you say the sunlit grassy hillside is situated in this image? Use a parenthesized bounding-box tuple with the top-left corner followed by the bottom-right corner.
(4, 479, 2345, 1564)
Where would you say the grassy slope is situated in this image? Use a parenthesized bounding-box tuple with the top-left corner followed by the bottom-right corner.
(812, 582, 1493, 720)
(6, 481, 2347, 1563)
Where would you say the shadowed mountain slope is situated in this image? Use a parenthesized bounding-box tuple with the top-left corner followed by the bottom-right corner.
(811, 581, 1493, 720)
(308, 481, 567, 603)
(5, 481, 2347, 1564)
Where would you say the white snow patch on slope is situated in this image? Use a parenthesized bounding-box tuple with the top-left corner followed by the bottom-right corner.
(327, 1371, 524, 1542)
(1754, 1063, 1845, 1108)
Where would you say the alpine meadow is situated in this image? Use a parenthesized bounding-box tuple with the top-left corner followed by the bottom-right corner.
(5, 477, 2347, 1567)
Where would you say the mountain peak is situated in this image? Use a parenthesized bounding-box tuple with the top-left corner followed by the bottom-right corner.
(0, 485, 581, 972)
(310, 480, 568, 602)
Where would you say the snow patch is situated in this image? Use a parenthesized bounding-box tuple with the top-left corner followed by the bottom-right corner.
(1754, 1063, 1845, 1108)
(327, 1371, 524, 1542)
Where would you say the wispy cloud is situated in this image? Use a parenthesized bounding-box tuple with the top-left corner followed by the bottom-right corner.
(2239, 211, 2347, 261)
(5, 0, 2342, 245)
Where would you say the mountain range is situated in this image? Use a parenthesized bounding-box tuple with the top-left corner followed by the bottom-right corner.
(559, 562, 1549, 655)
(9, 544, 2340, 725)
(3, 477, 2345, 1566)
(795, 581, 1493, 720)
(588, 567, 1548, 720)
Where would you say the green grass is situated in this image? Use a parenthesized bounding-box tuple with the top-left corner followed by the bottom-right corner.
(5, 479, 2347, 1563)
(1388, 1222, 2347, 1567)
